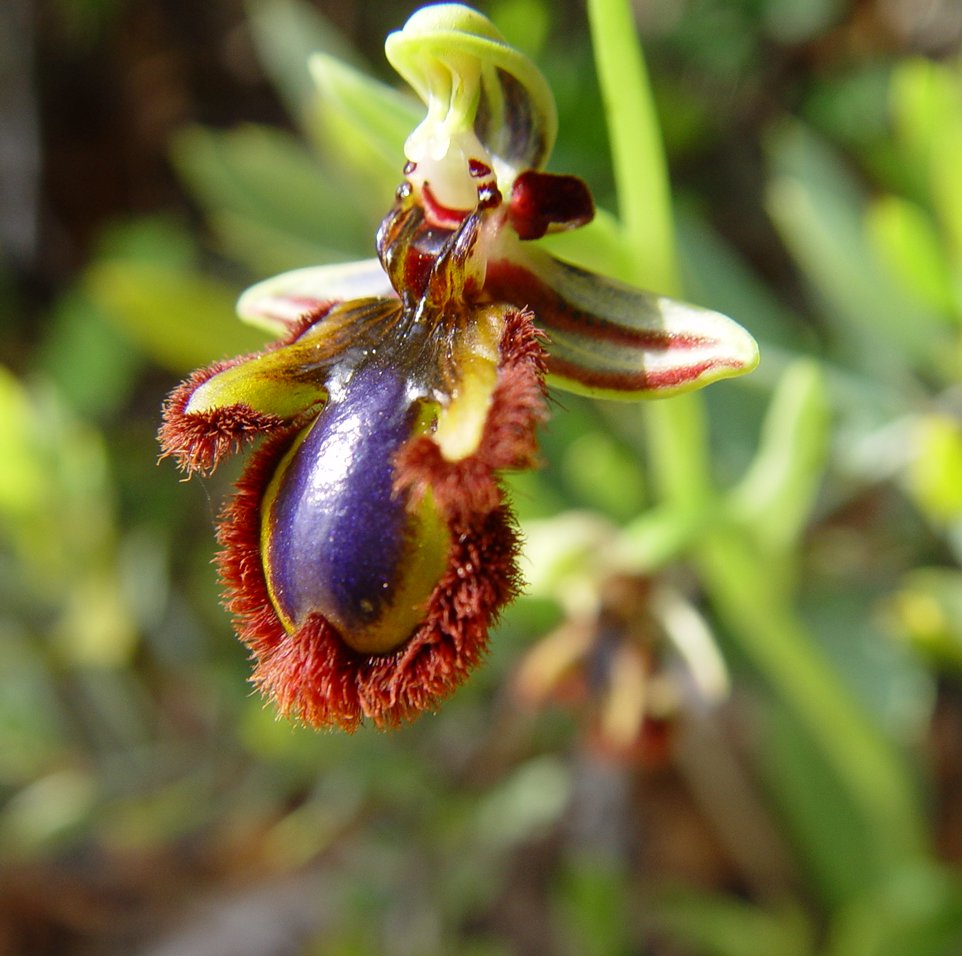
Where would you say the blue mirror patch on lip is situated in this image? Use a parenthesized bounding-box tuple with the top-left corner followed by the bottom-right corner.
(264, 363, 419, 638)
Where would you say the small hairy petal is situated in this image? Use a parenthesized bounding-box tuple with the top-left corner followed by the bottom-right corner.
(216, 428, 521, 730)
(158, 360, 285, 475)
(485, 308, 550, 466)
(158, 307, 339, 476)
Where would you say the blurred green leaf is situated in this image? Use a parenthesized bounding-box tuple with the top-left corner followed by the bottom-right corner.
(766, 121, 950, 376)
(473, 756, 570, 850)
(85, 259, 266, 373)
(653, 888, 813, 956)
(613, 501, 713, 574)
(560, 430, 645, 522)
(35, 289, 142, 419)
(729, 359, 829, 559)
(0, 367, 46, 517)
(244, 0, 357, 124)
(0, 365, 141, 798)
(488, 0, 551, 56)
(556, 857, 634, 956)
(763, 0, 843, 44)
(888, 568, 962, 673)
(0, 769, 98, 858)
(885, 56, 962, 281)
(308, 52, 420, 215)
(866, 195, 958, 317)
(0, 368, 117, 590)
(932, 122, 962, 280)
(907, 415, 962, 525)
(800, 576, 935, 744)
(761, 700, 883, 906)
(677, 209, 814, 356)
(93, 214, 196, 267)
(522, 511, 618, 601)
(0, 628, 67, 785)
(804, 62, 892, 150)
(827, 863, 962, 956)
(171, 123, 372, 271)
(890, 58, 962, 209)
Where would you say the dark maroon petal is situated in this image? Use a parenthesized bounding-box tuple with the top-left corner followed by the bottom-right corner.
(508, 170, 594, 240)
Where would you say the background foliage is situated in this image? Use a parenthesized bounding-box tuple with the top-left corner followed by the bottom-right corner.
(2, 0, 962, 953)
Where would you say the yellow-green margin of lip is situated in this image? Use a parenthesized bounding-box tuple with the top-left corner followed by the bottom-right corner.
(384, 3, 558, 177)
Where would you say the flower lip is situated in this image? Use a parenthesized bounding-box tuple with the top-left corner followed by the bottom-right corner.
(210, 307, 548, 730)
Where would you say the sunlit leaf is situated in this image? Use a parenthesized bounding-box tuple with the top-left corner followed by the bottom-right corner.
(890, 57, 962, 207)
(729, 359, 829, 557)
(767, 121, 950, 373)
(86, 260, 266, 373)
(889, 568, 962, 674)
(171, 124, 372, 270)
(867, 195, 958, 317)
(906, 415, 962, 524)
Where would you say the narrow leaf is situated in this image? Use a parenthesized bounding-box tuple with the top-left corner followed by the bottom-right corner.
(729, 359, 830, 554)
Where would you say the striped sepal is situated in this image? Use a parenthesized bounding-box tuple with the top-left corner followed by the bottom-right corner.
(236, 259, 395, 335)
(485, 244, 759, 399)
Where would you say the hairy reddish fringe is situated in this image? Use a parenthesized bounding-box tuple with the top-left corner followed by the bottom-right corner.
(394, 308, 548, 519)
(216, 430, 521, 730)
(158, 360, 285, 475)
(157, 306, 334, 476)
(212, 306, 544, 730)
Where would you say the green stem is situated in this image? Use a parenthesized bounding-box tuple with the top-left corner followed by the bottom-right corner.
(585, 0, 679, 294)
(643, 393, 712, 510)
(590, 0, 927, 870)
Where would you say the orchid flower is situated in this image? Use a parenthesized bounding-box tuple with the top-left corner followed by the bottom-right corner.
(159, 4, 758, 730)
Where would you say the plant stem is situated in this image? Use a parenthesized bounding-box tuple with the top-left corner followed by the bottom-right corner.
(585, 0, 679, 295)
(588, 0, 928, 870)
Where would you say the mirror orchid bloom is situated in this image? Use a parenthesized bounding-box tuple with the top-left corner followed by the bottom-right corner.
(159, 4, 758, 731)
